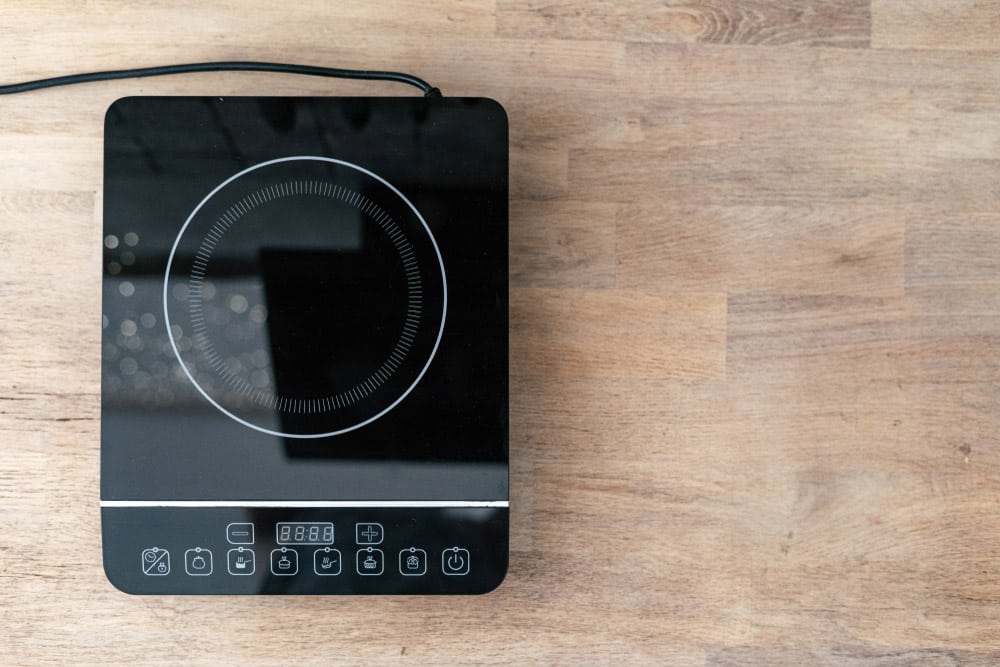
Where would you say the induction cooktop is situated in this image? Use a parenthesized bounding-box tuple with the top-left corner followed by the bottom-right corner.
(100, 96, 508, 594)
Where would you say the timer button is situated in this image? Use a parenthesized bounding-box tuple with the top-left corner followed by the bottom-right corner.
(141, 547, 170, 576)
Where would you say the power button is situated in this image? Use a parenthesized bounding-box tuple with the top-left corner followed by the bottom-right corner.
(441, 547, 470, 576)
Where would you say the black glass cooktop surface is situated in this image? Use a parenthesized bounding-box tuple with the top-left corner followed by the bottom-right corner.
(100, 96, 508, 594)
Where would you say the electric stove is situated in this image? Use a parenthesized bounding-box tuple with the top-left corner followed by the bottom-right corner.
(100, 96, 508, 594)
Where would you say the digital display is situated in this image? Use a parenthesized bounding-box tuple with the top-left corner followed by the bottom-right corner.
(276, 522, 334, 545)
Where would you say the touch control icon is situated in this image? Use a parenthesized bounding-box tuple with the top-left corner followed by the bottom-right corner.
(227, 547, 255, 575)
(141, 547, 170, 576)
(184, 547, 213, 576)
(398, 547, 427, 576)
(313, 548, 342, 576)
(356, 547, 384, 575)
(226, 522, 254, 545)
(441, 547, 470, 576)
(270, 547, 298, 575)
(355, 522, 384, 545)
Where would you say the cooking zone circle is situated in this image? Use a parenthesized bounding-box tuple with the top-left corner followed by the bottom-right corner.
(164, 157, 447, 438)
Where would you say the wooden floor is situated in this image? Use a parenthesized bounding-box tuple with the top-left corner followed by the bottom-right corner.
(2, 1, 1000, 664)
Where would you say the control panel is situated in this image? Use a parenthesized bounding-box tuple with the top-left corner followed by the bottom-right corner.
(102, 507, 507, 594)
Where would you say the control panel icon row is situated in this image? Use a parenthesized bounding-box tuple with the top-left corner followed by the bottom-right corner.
(142, 546, 470, 576)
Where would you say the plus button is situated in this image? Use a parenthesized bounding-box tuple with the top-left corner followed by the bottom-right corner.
(355, 522, 384, 545)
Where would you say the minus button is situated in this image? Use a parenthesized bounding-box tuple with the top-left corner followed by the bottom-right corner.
(226, 522, 255, 545)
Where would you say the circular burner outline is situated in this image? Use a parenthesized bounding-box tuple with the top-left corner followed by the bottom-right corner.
(186, 180, 423, 413)
(163, 156, 448, 439)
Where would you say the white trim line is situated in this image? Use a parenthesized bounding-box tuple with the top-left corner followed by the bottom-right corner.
(100, 500, 508, 508)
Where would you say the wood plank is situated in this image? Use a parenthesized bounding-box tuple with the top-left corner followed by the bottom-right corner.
(872, 0, 1000, 51)
(727, 292, 1000, 384)
(906, 208, 1000, 288)
(0, 191, 100, 389)
(511, 287, 727, 381)
(510, 143, 568, 200)
(0, 1, 497, 70)
(510, 199, 617, 288)
(621, 42, 1000, 105)
(498, 0, 871, 47)
(708, 646, 1000, 666)
(570, 144, 1000, 207)
(616, 203, 905, 296)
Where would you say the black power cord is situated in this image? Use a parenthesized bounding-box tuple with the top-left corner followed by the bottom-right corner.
(0, 61, 442, 97)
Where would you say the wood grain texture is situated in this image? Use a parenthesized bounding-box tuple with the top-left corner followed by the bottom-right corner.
(2, 1, 1000, 664)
